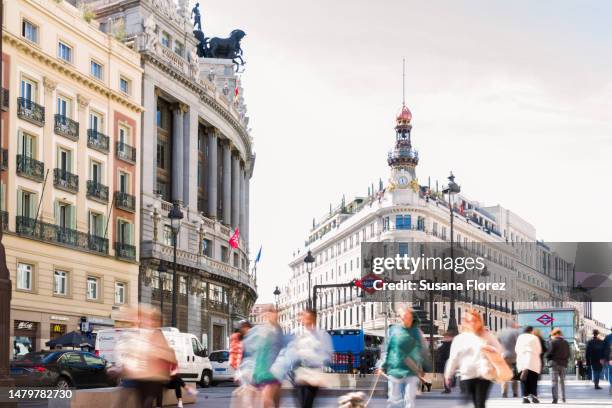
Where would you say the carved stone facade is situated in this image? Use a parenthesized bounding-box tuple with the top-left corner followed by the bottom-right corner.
(89, 0, 256, 350)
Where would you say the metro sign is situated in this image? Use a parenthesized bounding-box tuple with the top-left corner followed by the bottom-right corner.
(536, 314, 555, 326)
(354, 273, 384, 294)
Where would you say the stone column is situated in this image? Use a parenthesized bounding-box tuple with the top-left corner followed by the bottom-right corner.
(231, 153, 240, 228)
(206, 131, 218, 218)
(245, 173, 250, 248)
(222, 142, 231, 225)
(182, 105, 197, 207)
(187, 278, 202, 337)
(171, 104, 185, 203)
(142, 83, 158, 196)
(75, 94, 89, 231)
(239, 166, 245, 240)
(41, 77, 57, 223)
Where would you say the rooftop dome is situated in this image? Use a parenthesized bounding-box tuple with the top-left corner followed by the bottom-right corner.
(396, 104, 412, 124)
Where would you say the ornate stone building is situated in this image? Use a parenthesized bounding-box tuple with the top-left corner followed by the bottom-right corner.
(88, 0, 256, 350)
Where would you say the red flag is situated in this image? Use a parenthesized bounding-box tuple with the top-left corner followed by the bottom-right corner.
(234, 84, 239, 98)
(229, 228, 240, 249)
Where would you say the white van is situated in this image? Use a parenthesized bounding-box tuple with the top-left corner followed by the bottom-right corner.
(208, 350, 235, 383)
(95, 327, 214, 387)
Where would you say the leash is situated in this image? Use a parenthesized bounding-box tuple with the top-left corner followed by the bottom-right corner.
(365, 371, 386, 407)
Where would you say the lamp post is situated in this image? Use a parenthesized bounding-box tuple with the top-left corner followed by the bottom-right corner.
(273, 286, 281, 311)
(168, 202, 184, 328)
(304, 250, 315, 309)
(442, 311, 448, 332)
(442, 172, 460, 334)
(158, 261, 167, 326)
(481, 266, 490, 328)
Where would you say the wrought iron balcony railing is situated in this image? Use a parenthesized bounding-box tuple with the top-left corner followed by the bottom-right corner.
(0, 211, 8, 231)
(87, 129, 109, 153)
(54, 114, 79, 141)
(86, 180, 109, 203)
(16, 155, 44, 182)
(53, 168, 79, 193)
(1, 88, 8, 111)
(16, 216, 108, 255)
(0, 148, 7, 171)
(17, 97, 45, 126)
(115, 241, 136, 260)
(114, 191, 136, 212)
(116, 141, 136, 163)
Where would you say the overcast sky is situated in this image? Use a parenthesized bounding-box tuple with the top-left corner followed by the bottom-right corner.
(200, 0, 612, 324)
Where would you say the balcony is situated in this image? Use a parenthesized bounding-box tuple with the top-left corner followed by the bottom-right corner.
(86, 180, 109, 203)
(115, 241, 136, 260)
(53, 168, 79, 193)
(54, 114, 79, 141)
(0, 148, 7, 171)
(16, 155, 44, 182)
(1, 211, 7, 231)
(114, 191, 136, 212)
(15, 216, 109, 255)
(116, 141, 136, 163)
(1, 88, 8, 111)
(87, 129, 109, 153)
(17, 98, 45, 126)
(204, 299, 230, 314)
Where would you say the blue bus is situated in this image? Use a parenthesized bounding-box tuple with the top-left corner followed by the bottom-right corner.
(327, 329, 384, 373)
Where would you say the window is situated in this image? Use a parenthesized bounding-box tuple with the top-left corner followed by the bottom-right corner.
(89, 211, 104, 237)
(202, 238, 212, 257)
(115, 282, 126, 304)
(161, 31, 170, 48)
(179, 276, 187, 295)
(82, 353, 104, 366)
(22, 19, 38, 43)
(58, 41, 72, 62)
(20, 78, 37, 102)
(55, 202, 75, 230)
(233, 253, 239, 267)
(17, 263, 33, 291)
(174, 40, 184, 56)
(54, 270, 68, 296)
(118, 171, 129, 193)
(156, 138, 167, 169)
(90, 161, 102, 183)
(221, 246, 229, 263)
(119, 76, 130, 94)
(118, 125, 130, 146)
(57, 148, 72, 172)
(117, 220, 133, 244)
(163, 225, 173, 246)
(89, 111, 104, 132)
(17, 190, 36, 219)
(396, 215, 411, 230)
(87, 276, 99, 300)
(90, 60, 103, 80)
(56, 96, 71, 118)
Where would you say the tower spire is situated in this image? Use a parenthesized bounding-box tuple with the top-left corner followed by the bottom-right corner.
(402, 58, 406, 107)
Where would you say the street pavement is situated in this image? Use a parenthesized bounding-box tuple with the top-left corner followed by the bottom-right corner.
(193, 380, 611, 408)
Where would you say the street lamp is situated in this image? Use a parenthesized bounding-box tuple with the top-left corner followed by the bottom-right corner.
(168, 202, 184, 328)
(480, 266, 490, 328)
(442, 172, 460, 334)
(304, 250, 315, 309)
(157, 261, 167, 326)
(442, 311, 448, 332)
(273, 286, 281, 311)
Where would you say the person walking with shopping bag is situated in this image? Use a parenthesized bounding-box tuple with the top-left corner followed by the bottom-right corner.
(498, 322, 520, 398)
(586, 329, 605, 390)
(444, 309, 503, 408)
(515, 326, 542, 403)
(546, 328, 570, 404)
(376, 306, 423, 408)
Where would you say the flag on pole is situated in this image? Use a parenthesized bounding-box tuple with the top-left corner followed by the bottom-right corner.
(255, 246, 262, 264)
(234, 80, 239, 98)
(229, 228, 240, 249)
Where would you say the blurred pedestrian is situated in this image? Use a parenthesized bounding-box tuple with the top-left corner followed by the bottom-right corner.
(497, 321, 520, 398)
(533, 329, 547, 375)
(445, 309, 502, 408)
(603, 332, 612, 395)
(546, 328, 569, 404)
(515, 326, 542, 403)
(229, 320, 252, 378)
(435, 332, 453, 394)
(576, 359, 585, 380)
(115, 306, 177, 408)
(586, 329, 605, 390)
(377, 306, 423, 408)
(159, 364, 197, 408)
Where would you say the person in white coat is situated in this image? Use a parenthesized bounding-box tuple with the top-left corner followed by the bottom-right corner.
(515, 326, 542, 403)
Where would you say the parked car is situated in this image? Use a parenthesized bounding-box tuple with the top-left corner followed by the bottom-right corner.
(208, 350, 235, 383)
(10, 350, 115, 389)
(95, 327, 214, 387)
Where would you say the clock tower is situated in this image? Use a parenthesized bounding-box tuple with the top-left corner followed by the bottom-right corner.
(387, 102, 420, 204)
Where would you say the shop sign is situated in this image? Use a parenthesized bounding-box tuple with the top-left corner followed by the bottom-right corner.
(52, 324, 65, 333)
(86, 316, 115, 326)
(16, 321, 35, 330)
(50, 315, 69, 322)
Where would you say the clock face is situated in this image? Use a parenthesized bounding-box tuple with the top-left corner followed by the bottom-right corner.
(397, 176, 409, 186)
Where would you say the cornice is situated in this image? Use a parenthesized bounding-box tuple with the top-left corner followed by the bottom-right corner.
(142, 51, 253, 158)
(3, 32, 144, 113)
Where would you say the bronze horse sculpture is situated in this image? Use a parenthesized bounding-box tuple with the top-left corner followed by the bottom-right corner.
(193, 29, 246, 72)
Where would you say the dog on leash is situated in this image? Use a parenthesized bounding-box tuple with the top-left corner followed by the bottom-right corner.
(337, 391, 367, 408)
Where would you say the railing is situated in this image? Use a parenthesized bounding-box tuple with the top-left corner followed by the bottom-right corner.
(53, 168, 79, 193)
(15, 216, 108, 255)
(87, 129, 110, 153)
(86, 180, 109, 202)
(205, 299, 230, 314)
(17, 98, 45, 126)
(0, 148, 7, 171)
(1, 88, 8, 111)
(115, 241, 136, 260)
(16, 155, 44, 182)
(0, 211, 7, 231)
(54, 114, 79, 141)
(115, 191, 136, 212)
(116, 141, 136, 163)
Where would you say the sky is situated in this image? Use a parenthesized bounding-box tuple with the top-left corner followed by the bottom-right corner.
(200, 0, 612, 325)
